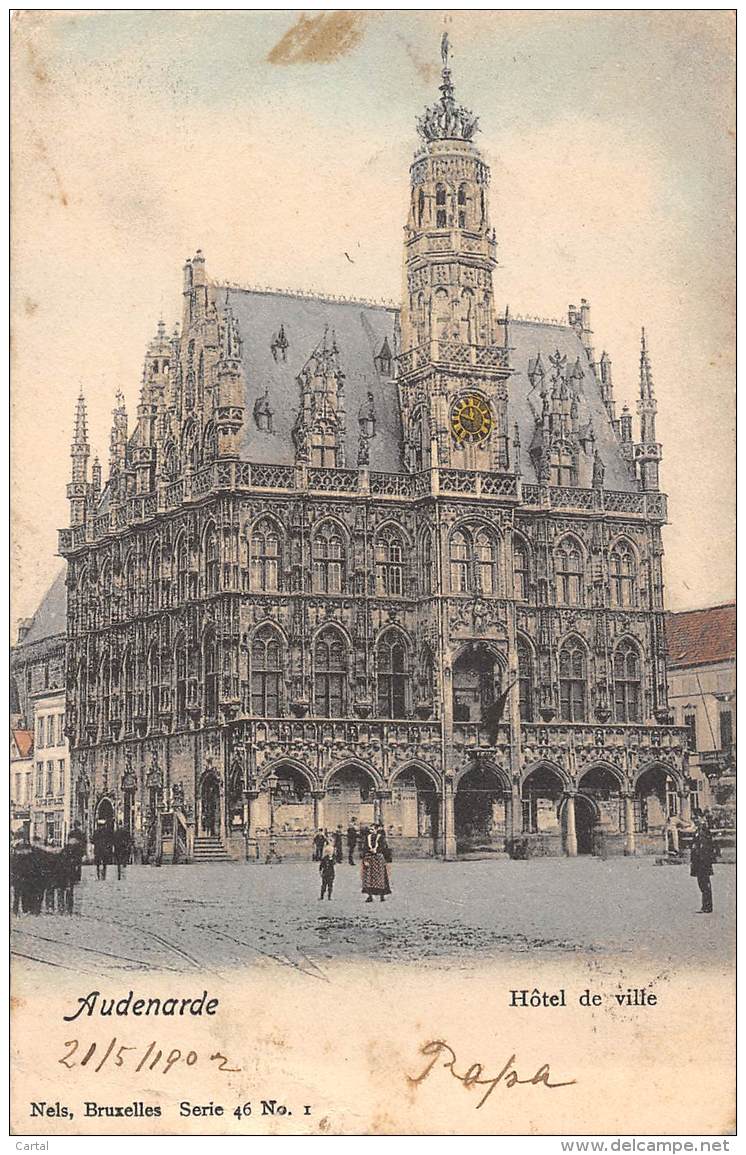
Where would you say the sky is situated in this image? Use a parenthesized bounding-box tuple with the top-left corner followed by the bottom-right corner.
(11, 10, 735, 628)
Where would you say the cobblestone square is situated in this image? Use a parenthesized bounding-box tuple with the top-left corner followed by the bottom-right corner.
(11, 856, 735, 980)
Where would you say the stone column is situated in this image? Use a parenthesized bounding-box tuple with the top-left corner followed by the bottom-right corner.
(376, 790, 392, 831)
(504, 792, 513, 849)
(312, 790, 326, 834)
(564, 791, 577, 857)
(244, 789, 259, 861)
(624, 793, 636, 856)
(443, 774, 457, 861)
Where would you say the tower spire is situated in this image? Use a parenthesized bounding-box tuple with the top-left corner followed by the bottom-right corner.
(68, 390, 90, 527)
(635, 326, 662, 491)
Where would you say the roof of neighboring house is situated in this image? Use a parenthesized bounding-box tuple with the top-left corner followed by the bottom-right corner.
(665, 603, 736, 668)
(11, 729, 33, 759)
(21, 567, 67, 645)
(211, 287, 638, 490)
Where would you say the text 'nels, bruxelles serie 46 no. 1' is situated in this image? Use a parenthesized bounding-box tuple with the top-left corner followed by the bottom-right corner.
(42, 39, 690, 867)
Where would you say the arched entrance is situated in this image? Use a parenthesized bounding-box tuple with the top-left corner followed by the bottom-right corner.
(452, 644, 502, 723)
(326, 764, 377, 832)
(571, 795, 597, 855)
(391, 767, 439, 851)
(265, 764, 314, 836)
(96, 796, 115, 827)
(521, 765, 564, 853)
(635, 765, 680, 851)
(578, 765, 624, 854)
(200, 773, 221, 837)
(455, 763, 510, 854)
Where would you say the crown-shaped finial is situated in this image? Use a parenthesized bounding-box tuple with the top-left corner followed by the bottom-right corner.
(416, 37, 479, 143)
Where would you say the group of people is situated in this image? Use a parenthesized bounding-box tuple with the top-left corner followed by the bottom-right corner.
(10, 823, 86, 915)
(91, 820, 132, 881)
(314, 819, 392, 903)
(10, 818, 135, 916)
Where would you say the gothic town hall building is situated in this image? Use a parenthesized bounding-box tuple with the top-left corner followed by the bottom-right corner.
(59, 56, 689, 864)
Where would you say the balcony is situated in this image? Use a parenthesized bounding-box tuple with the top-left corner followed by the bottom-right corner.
(398, 339, 510, 377)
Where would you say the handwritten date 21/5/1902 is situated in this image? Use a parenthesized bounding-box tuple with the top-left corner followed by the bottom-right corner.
(409, 1040, 576, 1109)
(60, 1037, 241, 1076)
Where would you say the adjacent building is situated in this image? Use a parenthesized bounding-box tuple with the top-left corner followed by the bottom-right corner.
(10, 568, 70, 845)
(58, 46, 688, 863)
(666, 603, 736, 823)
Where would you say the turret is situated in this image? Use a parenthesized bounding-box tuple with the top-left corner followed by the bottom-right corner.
(599, 350, 615, 422)
(67, 390, 90, 527)
(635, 326, 662, 491)
(108, 390, 129, 489)
(568, 298, 596, 372)
(214, 298, 246, 457)
(293, 327, 346, 467)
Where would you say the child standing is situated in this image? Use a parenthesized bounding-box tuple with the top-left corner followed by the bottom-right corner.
(319, 844, 335, 901)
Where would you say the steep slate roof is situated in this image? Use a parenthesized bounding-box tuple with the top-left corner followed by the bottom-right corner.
(22, 566, 67, 645)
(665, 604, 736, 668)
(11, 730, 33, 759)
(218, 288, 402, 472)
(219, 287, 637, 490)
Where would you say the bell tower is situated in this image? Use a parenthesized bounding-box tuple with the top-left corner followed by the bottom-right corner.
(398, 35, 512, 473)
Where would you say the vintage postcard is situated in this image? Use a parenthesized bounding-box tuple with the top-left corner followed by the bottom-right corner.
(10, 10, 735, 1141)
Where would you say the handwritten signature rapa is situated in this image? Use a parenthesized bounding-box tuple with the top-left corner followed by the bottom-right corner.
(409, 1039, 576, 1109)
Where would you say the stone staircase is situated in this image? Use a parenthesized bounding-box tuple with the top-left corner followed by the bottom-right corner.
(191, 835, 229, 863)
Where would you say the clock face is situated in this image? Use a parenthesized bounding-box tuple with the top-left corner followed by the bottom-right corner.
(451, 394, 493, 443)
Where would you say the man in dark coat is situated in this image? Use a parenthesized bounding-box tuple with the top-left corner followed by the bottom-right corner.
(10, 836, 34, 915)
(112, 825, 132, 881)
(690, 815, 717, 913)
(67, 823, 86, 882)
(312, 829, 326, 862)
(346, 818, 358, 865)
(92, 821, 113, 880)
(333, 825, 344, 864)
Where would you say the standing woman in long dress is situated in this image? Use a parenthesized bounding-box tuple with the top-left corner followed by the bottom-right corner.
(361, 823, 391, 903)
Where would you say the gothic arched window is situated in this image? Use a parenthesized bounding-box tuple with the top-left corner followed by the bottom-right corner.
(411, 407, 429, 471)
(376, 630, 408, 718)
(449, 529, 470, 593)
(251, 626, 283, 717)
(175, 636, 187, 728)
(417, 293, 427, 346)
(434, 288, 450, 341)
(203, 629, 217, 720)
(457, 182, 467, 228)
(175, 535, 189, 603)
(204, 525, 219, 595)
(251, 519, 281, 592)
(374, 528, 406, 596)
(149, 644, 160, 726)
(610, 541, 638, 608)
(314, 628, 347, 717)
(517, 636, 534, 722)
(202, 422, 217, 465)
(312, 522, 345, 594)
(435, 183, 447, 227)
(556, 537, 584, 605)
(514, 536, 530, 601)
(474, 529, 497, 594)
(417, 187, 425, 226)
(421, 530, 433, 595)
(614, 639, 642, 722)
(551, 445, 577, 487)
(559, 637, 587, 722)
(123, 651, 135, 733)
(147, 545, 160, 612)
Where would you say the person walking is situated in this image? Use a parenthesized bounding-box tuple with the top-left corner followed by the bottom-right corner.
(333, 825, 344, 864)
(361, 823, 392, 903)
(346, 818, 358, 865)
(312, 829, 326, 862)
(319, 843, 336, 901)
(690, 814, 717, 913)
(67, 822, 86, 884)
(92, 821, 112, 880)
(112, 825, 131, 881)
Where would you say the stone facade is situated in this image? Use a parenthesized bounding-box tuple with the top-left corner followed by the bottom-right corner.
(58, 51, 688, 863)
